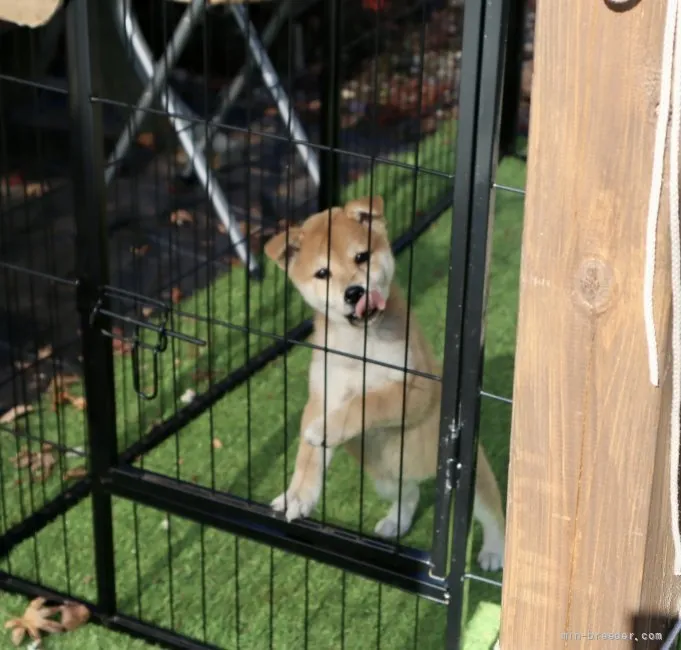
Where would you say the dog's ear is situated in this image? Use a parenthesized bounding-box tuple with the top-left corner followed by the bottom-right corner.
(344, 195, 385, 227)
(264, 227, 302, 271)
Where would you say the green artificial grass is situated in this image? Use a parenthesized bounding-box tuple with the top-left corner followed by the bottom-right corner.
(0, 123, 525, 649)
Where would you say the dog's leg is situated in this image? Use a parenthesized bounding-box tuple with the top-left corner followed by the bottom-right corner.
(372, 478, 420, 539)
(271, 397, 334, 522)
(473, 446, 505, 571)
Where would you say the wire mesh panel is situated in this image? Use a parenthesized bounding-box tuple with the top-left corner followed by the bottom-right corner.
(0, 0, 532, 648)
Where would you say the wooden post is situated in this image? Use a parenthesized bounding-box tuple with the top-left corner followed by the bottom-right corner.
(499, 1, 681, 648)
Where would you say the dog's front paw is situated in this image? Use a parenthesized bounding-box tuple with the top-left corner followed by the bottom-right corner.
(477, 539, 504, 572)
(270, 488, 317, 522)
(303, 417, 326, 447)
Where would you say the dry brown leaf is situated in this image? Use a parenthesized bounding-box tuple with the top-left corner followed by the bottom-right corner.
(31, 450, 57, 482)
(10, 448, 32, 469)
(69, 396, 87, 411)
(171, 287, 183, 304)
(192, 368, 219, 383)
(4, 596, 63, 646)
(212, 438, 223, 450)
(136, 132, 155, 148)
(170, 209, 193, 226)
(131, 243, 150, 257)
(37, 344, 53, 361)
(50, 390, 71, 412)
(142, 306, 154, 318)
(25, 182, 45, 198)
(10, 446, 57, 481)
(0, 404, 33, 425)
(82, 575, 93, 585)
(13, 359, 32, 370)
(58, 602, 90, 632)
(63, 466, 88, 481)
(111, 327, 133, 355)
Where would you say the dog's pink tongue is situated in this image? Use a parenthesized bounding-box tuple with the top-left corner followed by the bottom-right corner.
(355, 290, 386, 318)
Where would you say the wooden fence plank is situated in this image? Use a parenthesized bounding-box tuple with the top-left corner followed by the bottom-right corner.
(499, 1, 681, 647)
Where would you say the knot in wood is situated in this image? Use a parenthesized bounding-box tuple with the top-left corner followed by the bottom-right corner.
(573, 258, 614, 314)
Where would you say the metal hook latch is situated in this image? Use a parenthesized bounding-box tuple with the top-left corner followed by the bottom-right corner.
(89, 285, 206, 401)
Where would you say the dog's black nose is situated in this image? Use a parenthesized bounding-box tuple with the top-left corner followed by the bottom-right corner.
(344, 285, 365, 306)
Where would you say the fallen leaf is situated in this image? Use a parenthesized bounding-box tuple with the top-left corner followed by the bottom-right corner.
(58, 602, 90, 632)
(170, 287, 183, 304)
(25, 182, 45, 198)
(170, 209, 193, 226)
(136, 132, 155, 148)
(50, 389, 71, 412)
(63, 467, 88, 481)
(212, 438, 223, 450)
(131, 243, 150, 257)
(10, 448, 32, 469)
(4, 596, 63, 646)
(0, 404, 34, 425)
(111, 327, 133, 355)
(142, 306, 154, 318)
(31, 450, 57, 482)
(37, 345, 53, 361)
(69, 396, 87, 411)
(82, 575, 92, 585)
(192, 368, 217, 383)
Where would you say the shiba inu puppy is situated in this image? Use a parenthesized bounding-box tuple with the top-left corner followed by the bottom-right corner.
(264, 195, 505, 571)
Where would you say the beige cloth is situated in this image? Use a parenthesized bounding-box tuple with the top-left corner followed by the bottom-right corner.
(0, 0, 271, 29)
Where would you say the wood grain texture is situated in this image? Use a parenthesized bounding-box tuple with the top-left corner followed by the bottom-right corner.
(498, 0, 681, 648)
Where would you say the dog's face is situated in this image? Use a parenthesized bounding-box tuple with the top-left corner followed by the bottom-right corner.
(264, 196, 394, 326)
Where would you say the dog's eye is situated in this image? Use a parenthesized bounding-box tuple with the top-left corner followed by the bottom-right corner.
(314, 268, 331, 280)
(354, 251, 370, 265)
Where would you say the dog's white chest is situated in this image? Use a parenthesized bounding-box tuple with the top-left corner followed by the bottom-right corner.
(309, 330, 410, 409)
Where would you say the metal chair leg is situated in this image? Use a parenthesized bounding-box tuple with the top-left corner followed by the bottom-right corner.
(179, 0, 293, 180)
(111, 0, 259, 277)
(230, 4, 320, 187)
(105, 0, 206, 186)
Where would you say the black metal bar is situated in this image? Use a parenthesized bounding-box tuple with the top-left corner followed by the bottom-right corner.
(446, 0, 510, 646)
(430, 0, 488, 581)
(499, 0, 526, 157)
(105, 466, 448, 604)
(0, 573, 225, 650)
(0, 479, 92, 558)
(318, 0, 342, 210)
(66, 0, 118, 616)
